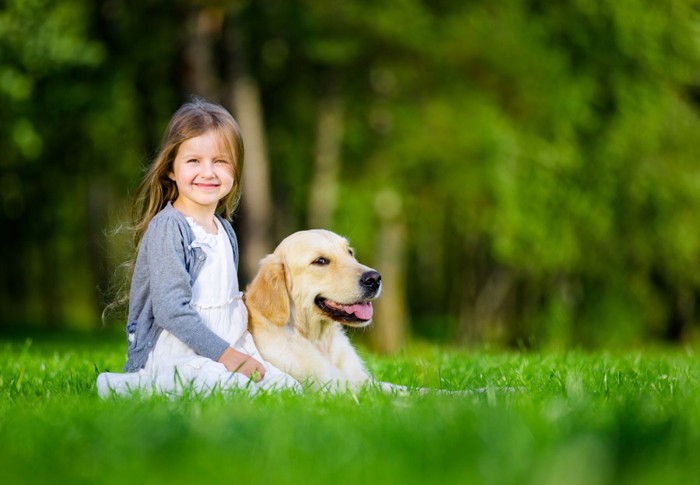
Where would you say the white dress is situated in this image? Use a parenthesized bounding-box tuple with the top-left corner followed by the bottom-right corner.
(97, 217, 299, 397)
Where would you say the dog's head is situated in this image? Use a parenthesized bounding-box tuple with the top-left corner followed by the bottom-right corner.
(245, 230, 382, 335)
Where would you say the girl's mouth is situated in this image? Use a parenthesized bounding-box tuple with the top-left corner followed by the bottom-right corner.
(195, 183, 219, 190)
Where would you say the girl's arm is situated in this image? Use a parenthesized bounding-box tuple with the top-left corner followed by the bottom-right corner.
(145, 216, 230, 362)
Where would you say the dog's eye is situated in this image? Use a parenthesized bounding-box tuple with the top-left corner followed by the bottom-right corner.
(348, 248, 354, 256)
(312, 257, 330, 266)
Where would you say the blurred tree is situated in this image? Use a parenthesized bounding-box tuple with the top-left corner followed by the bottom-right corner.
(0, 0, 106, 328)
(225, 5, 276, 281)
(2, 0, 700, 352)
(260, 0, 700, 348)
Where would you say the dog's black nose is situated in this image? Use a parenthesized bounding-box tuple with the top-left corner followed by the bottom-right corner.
(360, 271, 382, 291)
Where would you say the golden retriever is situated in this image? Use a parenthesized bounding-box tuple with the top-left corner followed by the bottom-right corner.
(245, 229, 382, 389)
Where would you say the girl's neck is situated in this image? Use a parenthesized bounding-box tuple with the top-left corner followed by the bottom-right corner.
(172, 200, 218, 234)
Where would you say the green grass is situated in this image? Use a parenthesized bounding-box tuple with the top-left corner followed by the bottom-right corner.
(1, 332, 699, 485)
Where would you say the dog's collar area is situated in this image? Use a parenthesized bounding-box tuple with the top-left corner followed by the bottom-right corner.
(314, 296, 373, 325)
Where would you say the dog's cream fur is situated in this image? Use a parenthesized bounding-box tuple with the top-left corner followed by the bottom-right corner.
(245, 230, 380, 389)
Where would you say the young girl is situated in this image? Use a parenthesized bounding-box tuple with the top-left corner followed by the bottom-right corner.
(97, 99, 298, 396)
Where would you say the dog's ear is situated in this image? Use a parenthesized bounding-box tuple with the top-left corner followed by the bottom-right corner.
(245, 255, 290, 327)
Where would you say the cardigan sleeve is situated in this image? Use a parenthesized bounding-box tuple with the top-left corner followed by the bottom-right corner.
(144, 216, 230, 362)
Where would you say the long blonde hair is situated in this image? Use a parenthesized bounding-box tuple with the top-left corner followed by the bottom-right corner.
(104, 98, 244, 321)
(131, 98, 245, 250)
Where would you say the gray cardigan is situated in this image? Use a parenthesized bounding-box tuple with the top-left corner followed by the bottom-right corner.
(123, 202, 239, 372)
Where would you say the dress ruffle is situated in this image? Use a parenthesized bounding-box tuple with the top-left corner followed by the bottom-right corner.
(185, 216, 219, 249)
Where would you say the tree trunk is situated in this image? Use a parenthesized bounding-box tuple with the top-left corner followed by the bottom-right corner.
(232, 76, 274, 279)
(182, 7, 223, 101)
(225, 14, 274, 282)
(308, 93, 343, 229)
(461, 268, 512, 345)
(371, 188, 409, 354)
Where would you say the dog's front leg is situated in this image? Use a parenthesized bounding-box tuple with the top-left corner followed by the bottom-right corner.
(328, 327, 371, 385)
(256, 329, 346, 387)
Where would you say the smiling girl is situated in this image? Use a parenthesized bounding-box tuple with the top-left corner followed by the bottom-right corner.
(97, 99, 298, 396)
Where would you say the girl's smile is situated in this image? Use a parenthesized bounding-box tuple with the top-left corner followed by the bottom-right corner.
(194, 182, 220, 190)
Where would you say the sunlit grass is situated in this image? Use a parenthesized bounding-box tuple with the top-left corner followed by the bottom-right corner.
(1, 334, 699, 484)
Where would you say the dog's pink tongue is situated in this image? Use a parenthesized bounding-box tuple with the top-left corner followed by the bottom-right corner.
(346, 302, 373, 320)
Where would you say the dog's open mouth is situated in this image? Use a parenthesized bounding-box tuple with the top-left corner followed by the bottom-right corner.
(315, 296, 373, 324)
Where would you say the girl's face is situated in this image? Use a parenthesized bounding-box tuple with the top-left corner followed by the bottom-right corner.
(168, 130, 235, 216)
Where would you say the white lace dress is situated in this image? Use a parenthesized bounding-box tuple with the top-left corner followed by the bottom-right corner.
(97, 217, 299, 397)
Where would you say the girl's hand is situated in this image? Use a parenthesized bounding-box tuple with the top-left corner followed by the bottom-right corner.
(217, 347, 266, 381)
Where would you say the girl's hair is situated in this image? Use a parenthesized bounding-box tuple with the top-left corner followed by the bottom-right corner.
(131, 98, 245, 250)
(103, 98, 244, 322)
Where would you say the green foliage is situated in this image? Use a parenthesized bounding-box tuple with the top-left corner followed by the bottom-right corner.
(284, 0, 700, 346)
(2, 0, 700, 348)
(1, 336, 700, 484)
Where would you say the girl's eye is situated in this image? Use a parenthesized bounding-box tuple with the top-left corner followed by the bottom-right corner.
(187, 159, 199, 163)
(215, 159, 230, 164)
(312, 257, 330, 266)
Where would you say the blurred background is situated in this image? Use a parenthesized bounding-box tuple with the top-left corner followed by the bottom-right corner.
(2, 0, 700, 352)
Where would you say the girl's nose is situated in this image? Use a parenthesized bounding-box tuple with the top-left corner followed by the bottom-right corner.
(201, 160, 215, 177)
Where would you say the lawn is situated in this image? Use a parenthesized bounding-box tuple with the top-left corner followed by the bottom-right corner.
(1, 331, 699, 485)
